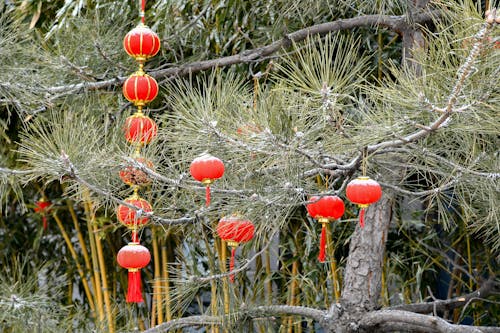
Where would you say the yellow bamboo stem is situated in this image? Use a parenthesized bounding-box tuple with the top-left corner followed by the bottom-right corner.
(93, 222, 115, 333)
(287, 260, 299, 333)
(264, 248, 272, 305)
(83, 192, 105, 326)
(152, 228, 163, 325)
(325, 224, 340, 302)
(52, 212, 96, 314)
(66, 199, 92, 276)
(161, 240, 172, 322)
(220, 241, 230, 316)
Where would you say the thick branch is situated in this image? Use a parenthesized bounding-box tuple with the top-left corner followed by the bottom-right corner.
(361, 310, 500, 333)
(46, 12, 439, 95)
(390, 277, 499, 314)
(142, 305, 326, 333)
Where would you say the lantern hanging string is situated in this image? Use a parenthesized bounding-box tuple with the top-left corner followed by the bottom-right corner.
(140, 0, 146, 24)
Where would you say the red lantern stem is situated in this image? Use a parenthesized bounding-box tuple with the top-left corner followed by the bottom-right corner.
(126, 269, 144, 303)
(318, 223, 327, 262)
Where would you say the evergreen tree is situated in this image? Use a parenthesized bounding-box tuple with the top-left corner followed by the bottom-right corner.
(0, 0, 498, 332)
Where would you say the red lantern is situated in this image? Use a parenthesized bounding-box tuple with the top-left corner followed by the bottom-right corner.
(117, 195, 152, 237)
(216, 215, 255, 282)
(34, 199, 52, 231)
(123, 24, 161, 63)
(122, 72, 159, 107)
(346, 176, 382, 228)
(124, 112, 158, 144)
(189, 154, 225, 207)
(117, 242, 151, 303)
(306, 195, 344, 262)
(119, 157, 154, 187)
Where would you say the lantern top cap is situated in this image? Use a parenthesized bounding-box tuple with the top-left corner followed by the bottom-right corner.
(193, 153, 221, 161)
(127, 242, 141, 246)
(357, 176, 371, 181)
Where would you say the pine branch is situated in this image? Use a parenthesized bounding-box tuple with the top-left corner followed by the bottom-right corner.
(45, 11, 440, 96)
(0, 167, 32, 175)
(390, 277, 499, 314)
(360, 310, 500, 333)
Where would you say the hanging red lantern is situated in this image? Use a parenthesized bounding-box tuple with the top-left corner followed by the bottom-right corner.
(216, 215, 255, 282)
(119, 157, 154, 187)
(117, 194, 152, 235)
(123, 24, 161, 63)
(306, 195, 344, 262)
(346, 176, 382, 228)
(124, 112, 158, 144)
(34, 198, 52, 231)
(117, 242, 151, 303)
(189, 154, 225, 207)
(122, 72, 159, 107)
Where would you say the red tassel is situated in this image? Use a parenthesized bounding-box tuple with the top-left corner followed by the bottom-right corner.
(205, 185, 211, 207)
(229, 247, 236, 283)
(318, 223, 327, 262)
(42, 215, 48, 231)
(359, 208, 366, 228)
(126, 270, 144, 303)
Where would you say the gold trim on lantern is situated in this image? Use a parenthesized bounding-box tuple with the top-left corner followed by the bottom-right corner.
(128, 268, 139, 272)
(357, 176, 370, 181)
(318, 217, 330, 224)
(202, 178, 213, 186)
(358, 204, 370, 208)
(127, 242, 141, 246)
(227, 241, 239, 248)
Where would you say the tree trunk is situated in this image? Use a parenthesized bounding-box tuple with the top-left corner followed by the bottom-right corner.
(323, 196, 393, 332)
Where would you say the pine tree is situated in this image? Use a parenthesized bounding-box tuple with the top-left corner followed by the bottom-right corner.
(0, 0, 499, 332)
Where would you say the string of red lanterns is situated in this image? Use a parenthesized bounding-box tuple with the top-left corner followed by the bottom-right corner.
(116, 1, 160, 303)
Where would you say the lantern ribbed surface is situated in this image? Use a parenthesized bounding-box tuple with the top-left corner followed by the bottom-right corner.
(122, 72, 159, 106)
(117, 196, 152, 227)
(123, 113, 158, 144)
(123, 24, 161, 62)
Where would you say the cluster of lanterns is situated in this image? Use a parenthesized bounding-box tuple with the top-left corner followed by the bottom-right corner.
(112, 0, 384, 304)
(116, 8, 160, 303)
(306, 176, 382, 262)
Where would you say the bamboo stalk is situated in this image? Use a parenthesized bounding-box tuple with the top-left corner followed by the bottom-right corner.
(93, 222, 115, 333)
(325, 223, 340, 302)
(161, 240, 172, 321)
(52, 212, 96, 315)
(264, 248, 272, 305)
(287, 260, 299, 333)
(66, 199, 92, 278)
(152, 228, 164, 325)
(220, 241, 230, 316)
(83, 192, 105, 326)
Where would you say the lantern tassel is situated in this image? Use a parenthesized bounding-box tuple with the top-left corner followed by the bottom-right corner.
(126, 270, 144, 303)
(229, 247, 236, 283)
(205, 185, 211, 207)
(359, 208, 366, 228)
(42, 215, 48, 231)
(318, 223, 327, 262)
